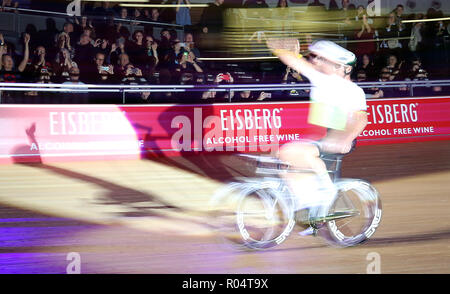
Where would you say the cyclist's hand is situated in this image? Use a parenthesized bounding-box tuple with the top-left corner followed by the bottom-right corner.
(267, 38, 300, 55)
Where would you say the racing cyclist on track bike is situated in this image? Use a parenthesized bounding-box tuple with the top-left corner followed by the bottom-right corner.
(266, 38, 369, 231)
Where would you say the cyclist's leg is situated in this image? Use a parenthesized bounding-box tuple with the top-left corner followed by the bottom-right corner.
(278, 141, 336, 217)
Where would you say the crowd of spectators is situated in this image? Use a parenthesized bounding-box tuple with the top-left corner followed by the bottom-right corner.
(343, 2, 450, 98)
(0, 0, 449, 104)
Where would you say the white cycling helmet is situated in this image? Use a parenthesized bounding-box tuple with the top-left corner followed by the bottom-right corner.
(308, 40, 356, 66)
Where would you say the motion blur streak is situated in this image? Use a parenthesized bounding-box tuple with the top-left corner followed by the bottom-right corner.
(223, 7, 403, 56)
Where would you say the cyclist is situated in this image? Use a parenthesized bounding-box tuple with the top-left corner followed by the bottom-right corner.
(266, 39, 368, 229)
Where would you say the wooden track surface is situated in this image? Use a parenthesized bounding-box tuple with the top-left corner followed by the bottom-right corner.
(0, 141, 449, 273)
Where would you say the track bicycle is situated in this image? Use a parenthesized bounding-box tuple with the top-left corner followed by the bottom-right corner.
(210, 152, 382, 249)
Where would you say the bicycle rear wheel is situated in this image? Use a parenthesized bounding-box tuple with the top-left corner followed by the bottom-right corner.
(210, 179, 295, 250)
(210, 181, 249, 248)
(318, 179, 382, 247)
(236, 182, 295, 249)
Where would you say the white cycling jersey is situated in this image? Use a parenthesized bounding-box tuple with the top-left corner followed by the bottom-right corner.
(298, 63, 366, 131)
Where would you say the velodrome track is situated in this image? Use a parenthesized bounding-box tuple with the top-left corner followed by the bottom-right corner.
(0, 140, 449, 273)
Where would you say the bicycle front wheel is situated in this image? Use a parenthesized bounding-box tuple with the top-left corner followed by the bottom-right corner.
(318, 179, 382, 247)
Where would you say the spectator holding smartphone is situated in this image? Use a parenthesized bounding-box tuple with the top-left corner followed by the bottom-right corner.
(202, 72, 234, 102)
(88, 52, 118, 103)
(173, 49, 202, 86)
(115, 53, 145, 85)
(176, 50, 203, 73)
(87, 52, 115, 84)
(183, 32, 201, 61)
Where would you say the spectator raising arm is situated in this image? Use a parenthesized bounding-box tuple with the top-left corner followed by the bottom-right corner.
(18, 33, 30, 73)
(357, 15, 372, 38)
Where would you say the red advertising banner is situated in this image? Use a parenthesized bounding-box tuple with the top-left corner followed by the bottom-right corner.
(0, 97, 449, 164)
(358, 97, 450, 145)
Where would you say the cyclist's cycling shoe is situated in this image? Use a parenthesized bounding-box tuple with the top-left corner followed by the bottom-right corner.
(294, 208, 311, 230)
(294, 207, 326, 230)
(296, 205, 361, 231)
(295, 209, 321, 236)
(310, 210, 361, 230)
(307, 205, 328, 229)
(296, 206, 333, 230)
